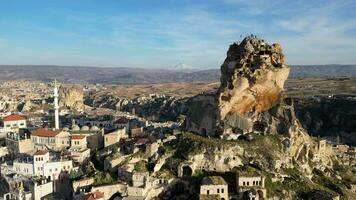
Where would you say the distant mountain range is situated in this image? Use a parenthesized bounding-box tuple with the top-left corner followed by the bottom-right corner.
(0, 64, 356, 84)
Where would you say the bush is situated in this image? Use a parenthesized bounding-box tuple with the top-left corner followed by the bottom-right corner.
(93, 171, 117, 186)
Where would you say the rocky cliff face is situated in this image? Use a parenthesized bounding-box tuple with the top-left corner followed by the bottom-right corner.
(185, 36, 291, 135)
(185, 36, 333, 170)
(85, 93, 188, 122)
(295, 96, 356, 146)
(59, 85, 84, 110)
(218, 36, 290, 133)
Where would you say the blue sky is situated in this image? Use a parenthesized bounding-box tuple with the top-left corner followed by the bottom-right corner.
(0, 0, 355, 69)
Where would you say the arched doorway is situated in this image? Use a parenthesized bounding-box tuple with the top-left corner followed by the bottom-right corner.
(201, 128, 207, 137)
(182, 165, 193, 177)
(257, 190, 264, 199)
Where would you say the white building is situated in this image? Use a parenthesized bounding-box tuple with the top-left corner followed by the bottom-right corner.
(2, 114, 27, 133)
(29, 177, 54, 200)
(200, 176, 229, 200)
(236, 172, 266, 200)
(13, 150, 73, 180)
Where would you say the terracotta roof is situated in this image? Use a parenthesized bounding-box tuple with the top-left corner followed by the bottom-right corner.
(115, 117, 129, 124)
(71, 135, 86, 140)
(34, 150, 49, 156)
(136, 138, 149, 145)
(3, 114, 26, 122)
(32, 128, 59, 137)
(84, 191, 104, 200)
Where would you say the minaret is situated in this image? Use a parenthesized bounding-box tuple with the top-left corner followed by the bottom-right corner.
(54, 79, 60, 130)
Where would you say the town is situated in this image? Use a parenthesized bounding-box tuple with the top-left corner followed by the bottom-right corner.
(0, 36, 355, 200)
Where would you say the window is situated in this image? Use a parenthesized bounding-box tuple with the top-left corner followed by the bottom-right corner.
(247, 182, 249, 186)
(217, 189, 220, 193)
(243, 182, 245, 186)
(207, 190, 209, 195)
(221, 188, 224, 193)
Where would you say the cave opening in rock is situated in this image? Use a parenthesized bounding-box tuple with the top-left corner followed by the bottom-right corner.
(182, 165, 193, 177)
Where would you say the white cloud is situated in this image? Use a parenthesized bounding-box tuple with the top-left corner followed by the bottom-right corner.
(270, 1, 356, 64)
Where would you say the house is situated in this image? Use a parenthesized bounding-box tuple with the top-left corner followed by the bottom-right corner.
(13, 150, 73, 180)
(104, 128, 128, 148)
(127, 172, 150, 199)
(199, 176, 228, 200)
(131, 127, 145, 138)
(71, 129, 104, 152)
(2, 114, 27, 133)
(6, 130, 33, 155)
(113, 117, 130, 132)
(31, 128, 70, 151)
(70, 134, 91, 163)
(71, 135, 87, 150)
(236, 172, 266, 200)
(29, 177, 54, 200)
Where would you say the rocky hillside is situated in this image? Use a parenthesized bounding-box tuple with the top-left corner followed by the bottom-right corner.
(179, 36, 355, 199)
(84, 92, 188, 122)
(295, 96, 356, 146)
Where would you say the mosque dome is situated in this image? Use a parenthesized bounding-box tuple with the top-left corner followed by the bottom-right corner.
(81, 125, 89, 131)
(90, 126, 99, 131)
(71, 125, 80, 131)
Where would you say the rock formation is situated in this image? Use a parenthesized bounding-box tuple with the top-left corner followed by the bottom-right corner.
(218, 36, 290, 134)
(185, 36, 291, 135)
(59, 85, 84, 110)
(85, 93, 188, 122)
(185, 35, 333, 170)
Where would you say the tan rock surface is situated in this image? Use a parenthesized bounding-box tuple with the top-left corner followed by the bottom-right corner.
(218, 36, 290, 121)
(59, 85, 84, 110)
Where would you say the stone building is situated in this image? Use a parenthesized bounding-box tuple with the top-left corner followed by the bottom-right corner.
(2, 114, 27, 133)
(31, 128, 70, 151)
(104, 128, 128, 148)
(71, 129, 104, 152)
(71, 134, 88, 150)
(236, 172, 266, 200)
(69, 134, 91, 163)
(6, 130, 33, 155)
(113, 117, 130, 132)
(199, 176, 229, 200)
